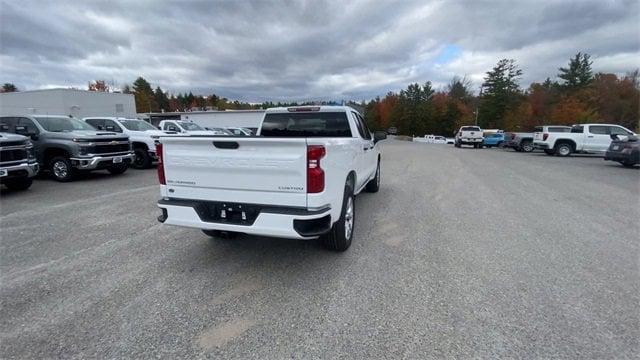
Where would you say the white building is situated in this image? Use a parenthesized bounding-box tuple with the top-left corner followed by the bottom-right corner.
(0, 89, 136, 118)
(143, 110, 265, 129)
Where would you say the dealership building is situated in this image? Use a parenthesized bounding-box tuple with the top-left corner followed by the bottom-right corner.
(0, 89, 136, 119)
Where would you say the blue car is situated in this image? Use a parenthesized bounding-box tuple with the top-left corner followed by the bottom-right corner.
(483, 133, 504, 148)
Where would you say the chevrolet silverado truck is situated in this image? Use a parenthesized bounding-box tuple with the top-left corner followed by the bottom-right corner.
(454, 126, 484, 148)
(156, 106, 387, 251)
(83, 117, 164, 168)
(0, 132, 39, 191)
(534, 123, 635, 157)
(0, 115, 134, 182)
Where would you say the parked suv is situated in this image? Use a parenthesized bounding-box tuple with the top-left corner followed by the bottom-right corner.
(0, 132, 39, 190)
(83, 117, 163, 168)
(0, 115, 134, 182)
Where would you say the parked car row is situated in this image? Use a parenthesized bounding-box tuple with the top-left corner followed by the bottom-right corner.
(451, 122, 638, 167)
(0, 114, 276, 191)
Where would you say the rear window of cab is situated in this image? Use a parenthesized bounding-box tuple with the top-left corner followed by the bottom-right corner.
(261, 112, 352, 137)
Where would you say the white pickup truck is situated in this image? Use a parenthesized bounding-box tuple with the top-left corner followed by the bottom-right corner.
(455, 126, 484, 148)
(156, 106, 387, 251)
(83, 117, 165, 168)
(533, 123, 635, 156)
(158, 120, 214, 135)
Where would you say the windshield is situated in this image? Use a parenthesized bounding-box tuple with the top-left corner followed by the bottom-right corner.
(461, 126, 481, 131)
(119, 119, 157, 131)
(34, 117, 95, 132)
(178, 122, 203, 131)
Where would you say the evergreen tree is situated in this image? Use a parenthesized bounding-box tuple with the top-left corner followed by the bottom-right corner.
(154, 87, 170, 112)
(558, 52, 593, 91)
(1, 83, 18, 92)
(478, 59, 523, 129)
(132, 77, 157, 113)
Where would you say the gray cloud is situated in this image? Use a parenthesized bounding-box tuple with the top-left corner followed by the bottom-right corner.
(1, 0, 638, 101)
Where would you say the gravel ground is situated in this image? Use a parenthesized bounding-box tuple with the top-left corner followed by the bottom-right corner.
(1, 140, 638, 358)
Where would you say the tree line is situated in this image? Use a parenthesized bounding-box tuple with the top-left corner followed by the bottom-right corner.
(364, 53, 639, 135)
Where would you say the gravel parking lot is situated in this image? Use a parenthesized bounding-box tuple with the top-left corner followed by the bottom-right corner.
(1, 139, 638, 358)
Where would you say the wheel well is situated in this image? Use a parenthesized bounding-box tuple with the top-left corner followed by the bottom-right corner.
(44, 148, 70, 164)
(346, 171, 356, 190)
(555, 139, 576, 149)
(132, 142, 149, 150)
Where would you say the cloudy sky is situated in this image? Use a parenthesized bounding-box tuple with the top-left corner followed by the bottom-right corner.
(1, 0, 638, 101)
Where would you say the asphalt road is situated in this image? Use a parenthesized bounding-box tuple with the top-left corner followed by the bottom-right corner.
(1, 140, 638, 358)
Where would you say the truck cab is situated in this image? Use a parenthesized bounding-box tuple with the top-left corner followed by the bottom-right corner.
(158, 120, 212, 135)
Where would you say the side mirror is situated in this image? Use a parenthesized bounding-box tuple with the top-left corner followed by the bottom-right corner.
(15, 125, 38, 139)
(610, 134, 619, 141)
(373, 131, 387, 143)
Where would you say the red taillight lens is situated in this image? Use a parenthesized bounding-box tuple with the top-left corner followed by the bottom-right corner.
(156, 143, 166, 185)
(543, 133, 549, 141)
(307, 145, 325, 193)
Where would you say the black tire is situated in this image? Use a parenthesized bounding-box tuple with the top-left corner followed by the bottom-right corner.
(520, 141, 534, 152)
(322, 179, 355, 252)
(454, 141, 461, 148)
(497, 141, 504, 148)
(49, 156, 75, 182)
(478, 143, 484, 149)
(544, 149, 555, 156)
(554, 142, 573, 157)
(3, 177, 33, 191)
(365, 161, 380, 193)
(132, 148, 152, 169)
(202, 230, 238, 239)
(107, 163, 128, 175)
(620, 161, 637, 168)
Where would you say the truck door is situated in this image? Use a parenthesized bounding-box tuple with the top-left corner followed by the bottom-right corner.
(351, 112, 375, 188)
(584, 125, 611, 152)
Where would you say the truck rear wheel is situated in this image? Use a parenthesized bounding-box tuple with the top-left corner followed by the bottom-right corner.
(3, 177, 33, 191)
(322, 180, 354, 252)
(555, 143, 573, 157)
(520, 141, 534, 152)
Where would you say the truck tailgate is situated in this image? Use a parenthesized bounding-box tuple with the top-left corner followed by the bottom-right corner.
(161, 136, 308, 207)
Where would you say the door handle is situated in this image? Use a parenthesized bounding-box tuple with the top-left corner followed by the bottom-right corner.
(587, 136, 594, 138)
(363, 146, 372, 151)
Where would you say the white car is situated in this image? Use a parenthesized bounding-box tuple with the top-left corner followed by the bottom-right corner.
(158, 120, 214, 135)
(455, 126, 484, 148)
(534, 123, 635, 156)
(156, 106, 387, 251)
(225, 127, 253, 136)
(414, 135, 446, 144)
(83, 117, 164, 168)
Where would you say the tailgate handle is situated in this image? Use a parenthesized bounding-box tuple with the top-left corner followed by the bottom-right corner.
(213, 141, 239, 149)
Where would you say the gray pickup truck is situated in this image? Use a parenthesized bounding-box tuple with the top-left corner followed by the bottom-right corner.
(0, 115, 134, 182)
(0, 132, 39, 190)
(503, 132, 534, 152)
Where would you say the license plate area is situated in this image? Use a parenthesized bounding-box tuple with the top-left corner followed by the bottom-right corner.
(194, 201, 261, 225)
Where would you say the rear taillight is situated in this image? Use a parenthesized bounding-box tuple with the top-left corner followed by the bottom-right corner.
(156, 143, 166, 185)
(307, 145, 325, 193)
(543, 133, 549, 141)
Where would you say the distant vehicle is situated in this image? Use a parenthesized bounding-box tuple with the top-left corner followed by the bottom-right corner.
(414, 135, 446, 144)
(482, 132, 504, 148)
(156, 106, 387, 252)
(503, 132, 534, 152)
(203, 127, 233, 135)
(532, 125, 572, 155)
(455, 126, 484, 148)
(388, 127, 398, 135)
(225, 127, 253, 136)
(535, 123, 635, 157)
(158, 120, 213, 135)
(83, 117, 164, 168)
(0, 132, 39, 191)
(0, 115, 133, 182)
(604, 134, 639, 167)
